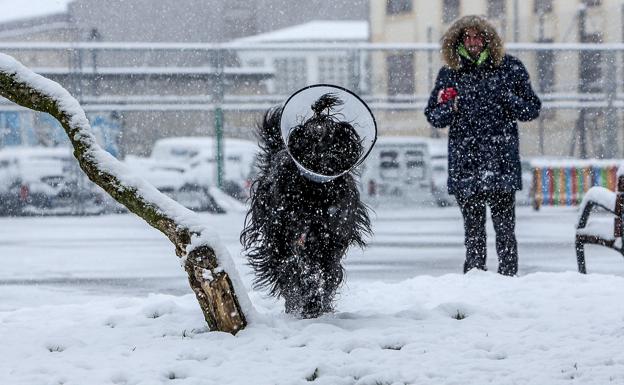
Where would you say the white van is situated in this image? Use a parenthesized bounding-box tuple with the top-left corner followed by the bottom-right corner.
(359, 136, 434, 205)
(427, 138, 453, 207)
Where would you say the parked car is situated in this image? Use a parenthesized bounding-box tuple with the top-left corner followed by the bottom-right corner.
(150, 136, 258, 201)
(427, 138, 453, 207)
(359, 136, 433, 205)
(517, 159, 535, 207)
(430, 155, 452, 207)
(359, 136, 534, 208)
(0, 146, 112, 215)
(123, 155, 223, 212)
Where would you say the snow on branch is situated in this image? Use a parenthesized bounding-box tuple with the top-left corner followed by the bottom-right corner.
(0, 53, 251, 333)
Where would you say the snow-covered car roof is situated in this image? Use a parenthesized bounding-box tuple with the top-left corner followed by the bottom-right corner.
(0, 146, 75, 183)
(374, 136, 431, 146)
(151, 136, 258, 161)
(0, 146, 72, 159)
(123, 155, 190, 191)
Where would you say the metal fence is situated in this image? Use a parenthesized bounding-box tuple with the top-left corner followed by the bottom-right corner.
(1, 42, 624, 158)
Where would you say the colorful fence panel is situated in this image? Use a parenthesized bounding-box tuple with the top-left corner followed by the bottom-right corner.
(532, 161, 620, 208)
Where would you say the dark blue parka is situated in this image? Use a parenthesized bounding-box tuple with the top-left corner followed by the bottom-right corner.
(425, 54, 541, 197)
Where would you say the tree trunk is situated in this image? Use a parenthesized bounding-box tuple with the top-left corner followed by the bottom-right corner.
(0, 53, 247, 334)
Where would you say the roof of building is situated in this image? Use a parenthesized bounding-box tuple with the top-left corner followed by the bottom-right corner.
(0, 0, 74, 24)
(233, 20, 368, 43)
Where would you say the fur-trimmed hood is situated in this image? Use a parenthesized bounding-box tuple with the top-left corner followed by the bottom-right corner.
(441, 15, 504, 70)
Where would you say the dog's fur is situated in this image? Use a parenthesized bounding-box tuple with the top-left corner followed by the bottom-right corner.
(241, 94, 371, 318)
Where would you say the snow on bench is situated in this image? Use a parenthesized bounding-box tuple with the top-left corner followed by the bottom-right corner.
(575, 165, 624, 273)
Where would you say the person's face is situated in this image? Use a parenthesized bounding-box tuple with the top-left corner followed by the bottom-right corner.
(462, 28, 485, 57)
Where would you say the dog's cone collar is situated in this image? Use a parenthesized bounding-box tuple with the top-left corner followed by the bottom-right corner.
(280, 84, 377, 183)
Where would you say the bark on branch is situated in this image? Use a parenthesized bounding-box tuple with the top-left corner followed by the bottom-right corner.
(0, 53, 248, 334)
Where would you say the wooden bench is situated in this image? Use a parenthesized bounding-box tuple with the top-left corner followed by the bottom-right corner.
(575, 171, 624, 273)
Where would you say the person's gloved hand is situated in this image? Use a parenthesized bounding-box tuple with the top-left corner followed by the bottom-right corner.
(437, 87, 458, 104)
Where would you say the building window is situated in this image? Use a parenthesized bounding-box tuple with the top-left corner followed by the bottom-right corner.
(379, 150, 400, 180)
(536, 41, 555, 92)
(318, 56, 350, 86)
(579, 32, 603, 93)
(405, 149, 426, 181)
(386, 0, 412, 15)
(273, 58, 307, 95)
(582, 0, 601, 6)
(442, 0, 460, 23)
(487, 0, 505, 18)
(533, 0, 553, 13)
(386, 52, 414, 96)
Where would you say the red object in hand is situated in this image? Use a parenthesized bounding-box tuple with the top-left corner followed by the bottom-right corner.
(438, 87, 458, 104)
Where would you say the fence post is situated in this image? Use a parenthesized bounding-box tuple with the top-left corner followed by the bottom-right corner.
(70, 45, 86, 215)
(605, 50, 619, 158)
(214, 47, 224, 189)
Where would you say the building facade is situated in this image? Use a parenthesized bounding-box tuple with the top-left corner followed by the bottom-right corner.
(234, 20, 370, 95)
(0, 0, 369, 156)
(3, 0, 622, 159)
(370, 0, 624, 158)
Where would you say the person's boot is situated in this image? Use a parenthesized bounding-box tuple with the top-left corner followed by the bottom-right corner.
(464, 259, 487, 273)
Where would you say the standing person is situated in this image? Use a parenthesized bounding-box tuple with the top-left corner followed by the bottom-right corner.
(424, 15, 541, 276)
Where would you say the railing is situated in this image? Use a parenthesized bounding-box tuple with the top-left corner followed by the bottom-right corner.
(530, 160, 621, 209)
(0, 42, 623, 111)
(0, 41, 623, 165)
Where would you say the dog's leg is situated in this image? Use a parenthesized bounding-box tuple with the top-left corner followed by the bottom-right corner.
(298, 259, 326, 318)
(291, 232, 346, 318)
(279, 253, 307, 316)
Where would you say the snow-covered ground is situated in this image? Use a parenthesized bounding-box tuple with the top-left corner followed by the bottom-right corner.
(1, 206, 623, 384)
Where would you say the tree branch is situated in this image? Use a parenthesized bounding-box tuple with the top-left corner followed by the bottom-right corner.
(0, 53, 249, 334)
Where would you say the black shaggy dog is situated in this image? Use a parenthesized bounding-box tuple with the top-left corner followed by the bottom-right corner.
(241, 93, 372, 318)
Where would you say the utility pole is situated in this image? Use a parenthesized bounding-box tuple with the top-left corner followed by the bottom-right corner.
(214, 48, 225, 189)
(427, 26, 433, 91)
(576, 6, 588, 159)
(575, 4, 617, 159)
(537, 8, 545, 155)
(427, 26, 438, 138)
(69, 42, 86, 214)
(621, 3, 624, 158)
(513, 0, 519, 42)
(349, 49, 361, 94)
(604, 51, 618, 158)
(89, 28, 101, 96)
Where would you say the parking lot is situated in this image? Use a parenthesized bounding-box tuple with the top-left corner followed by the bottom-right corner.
(1, 205, 622, 305)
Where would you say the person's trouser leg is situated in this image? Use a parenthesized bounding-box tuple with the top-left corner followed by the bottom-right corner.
(487, 192, 518, 276)
(456, 193, 487, 273)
